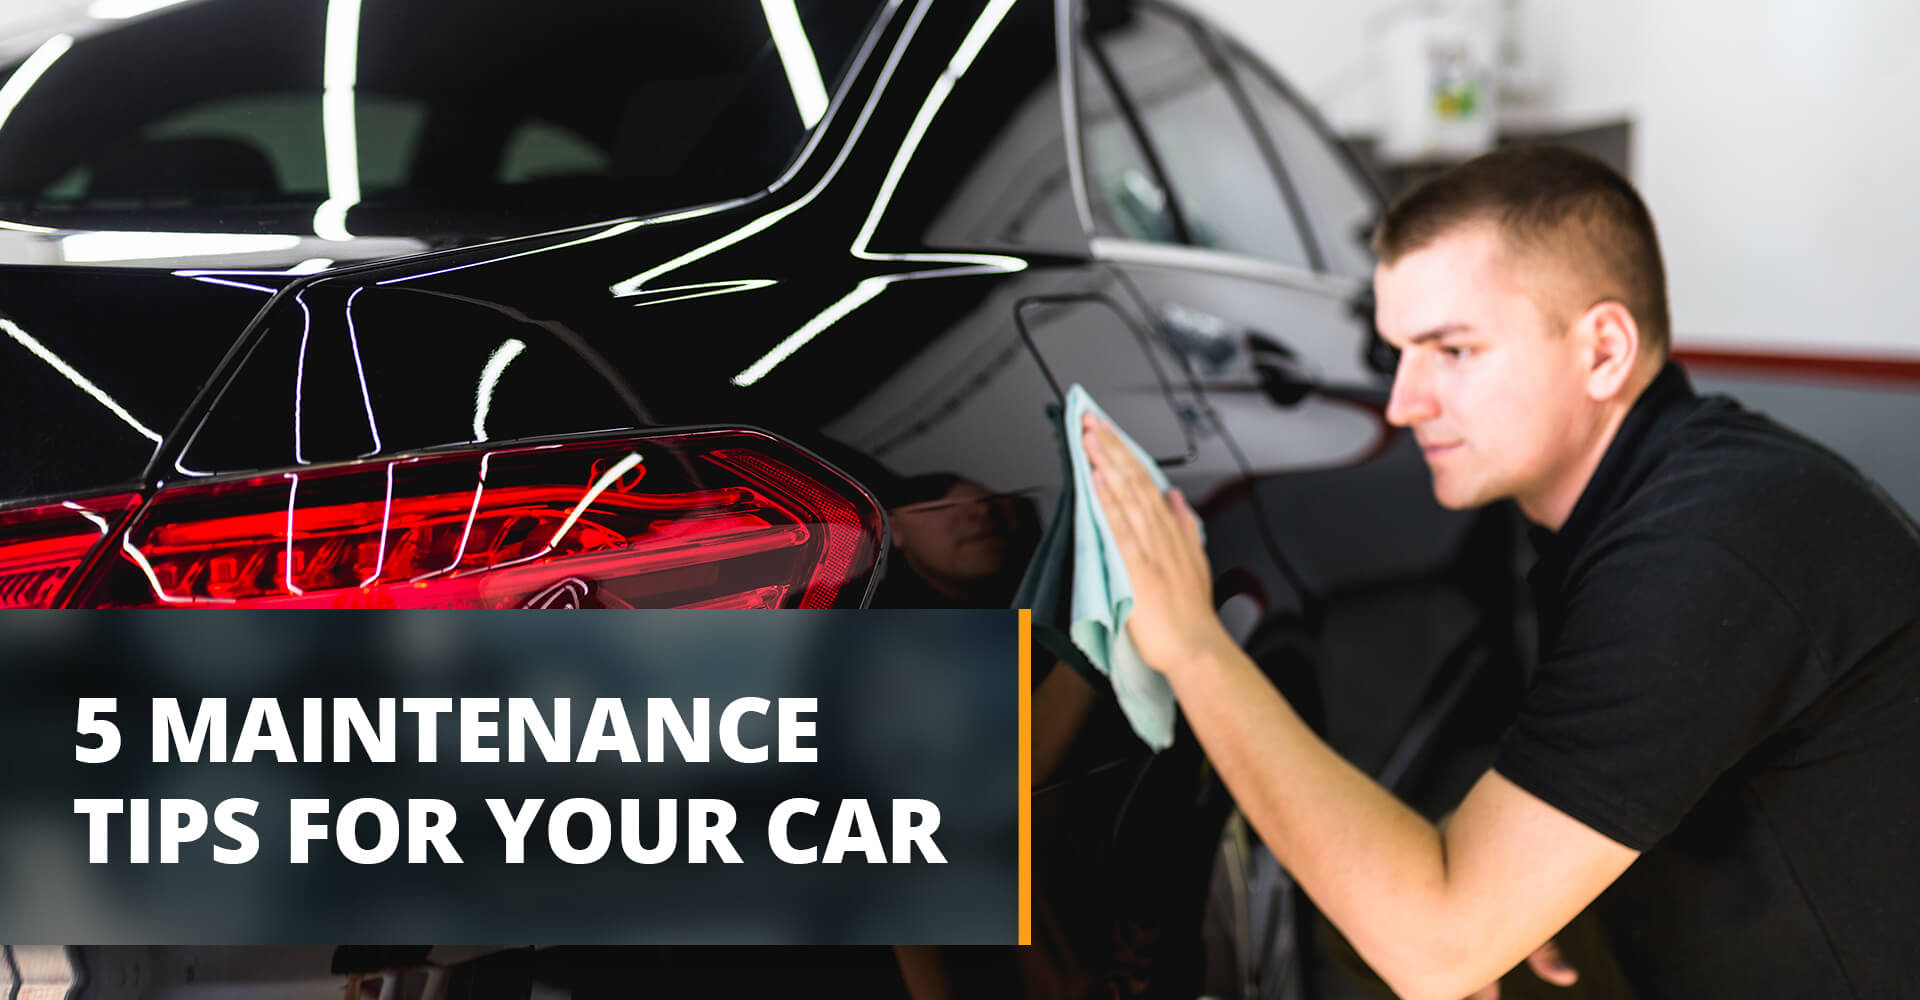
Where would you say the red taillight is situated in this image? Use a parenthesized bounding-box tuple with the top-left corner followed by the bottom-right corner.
(51, 431, 882, 609)
(0, 493, 141, 608)
(707, 448, 868, 609)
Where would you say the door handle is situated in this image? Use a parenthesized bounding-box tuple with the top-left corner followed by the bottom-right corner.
(1153, 302, 1243, 374)
(1156, 302, 1319, 407)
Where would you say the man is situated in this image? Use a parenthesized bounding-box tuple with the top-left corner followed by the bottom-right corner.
(872, 474, 1036, 609)
(1081, 145, 1920, 998)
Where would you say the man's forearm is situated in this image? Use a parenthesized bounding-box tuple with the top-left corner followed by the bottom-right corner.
(1077, 410, 1631, 995)
(1166, 634, 1496, 997)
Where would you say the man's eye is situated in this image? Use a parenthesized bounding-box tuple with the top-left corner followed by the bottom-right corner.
(1441, 345, 1475, 360)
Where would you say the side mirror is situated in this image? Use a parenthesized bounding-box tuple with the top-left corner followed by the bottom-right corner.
(1349, 285, 1399, 376)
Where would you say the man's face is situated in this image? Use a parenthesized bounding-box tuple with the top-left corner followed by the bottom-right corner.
(1374, 223, 1598, 520)
(891, 481, 1010, 589)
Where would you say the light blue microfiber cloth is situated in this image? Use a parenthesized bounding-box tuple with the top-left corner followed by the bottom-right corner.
(1064, 384, 1195, 751)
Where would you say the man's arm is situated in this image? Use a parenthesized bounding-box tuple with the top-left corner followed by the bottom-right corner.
(1082, 414, 1637, 1000)
(1173, 636, 1633, 998)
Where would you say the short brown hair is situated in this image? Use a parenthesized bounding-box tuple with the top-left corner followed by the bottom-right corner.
(1372, 145, 1671, 356)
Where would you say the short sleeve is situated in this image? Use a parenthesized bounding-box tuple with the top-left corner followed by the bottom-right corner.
(1493, 533, 1830, 850)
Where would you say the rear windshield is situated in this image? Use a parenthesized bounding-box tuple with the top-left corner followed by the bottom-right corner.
(0, 0, 884, 240)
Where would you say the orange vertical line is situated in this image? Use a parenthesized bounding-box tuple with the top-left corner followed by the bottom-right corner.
(1018, 607, 1032, 947)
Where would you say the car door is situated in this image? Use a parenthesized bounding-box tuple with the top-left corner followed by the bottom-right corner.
(1069, 0, 1524, 798)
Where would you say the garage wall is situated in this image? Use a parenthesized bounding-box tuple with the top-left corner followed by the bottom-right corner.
(1184, 0, 1920, 362)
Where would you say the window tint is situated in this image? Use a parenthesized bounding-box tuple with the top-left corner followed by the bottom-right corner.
(500, 122, 614, 185)
(0, 0, 885, 237)
(1227, 47, 1380, 280)
(1082, 6, 1309, 267)
(136, 93, 427, 196)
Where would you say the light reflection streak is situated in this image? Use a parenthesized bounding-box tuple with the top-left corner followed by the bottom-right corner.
(314, 0, 363, 241)
(731, 0, 1025, 386)
(733, 277, 886, 386)
(62, 231, 303, 262)
(849, 0, 1020, 269)
(61, 501, 111, 535)
(412, 451, 493, 582)
(1, 317, 161, 442)
(187, 276, 277, 294)
(0, 34, 73, 136)
(762, 0, 828, 128)
(283, 472, 303, 595)
(948, 0, 1012, 75)
(757, 1, 904, 198)
(1054, 0, 1095, 236)
(547, 451, 642, 550)
(343, 286, 383, 454)
(623, 279, 777, 309)
(176, 254, 409, 279)
(358, 2, 898, 295)
(121, 533, 225, 605)
(472, 338, 526, 442)
(607, 0, 934, 301)
(377, 219, 649, 286)
(608, 195, 812, 300)
(291, 295, 314, 464)
(313, 200, 353, 242)
(357, 460, 396, 587)
(449, 448, 640, 577)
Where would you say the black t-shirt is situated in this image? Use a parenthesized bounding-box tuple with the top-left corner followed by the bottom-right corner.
(1491, 363, 1920, 999)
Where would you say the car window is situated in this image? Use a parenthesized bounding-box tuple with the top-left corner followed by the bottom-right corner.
(499, 121, 614, 185)
(1076, 48, 1181, 244)
(0, 0, 885, 238)
(48, 92, 430, 199)
(1081, 5, 1310, 268)
(1226, 45, 1380, 281)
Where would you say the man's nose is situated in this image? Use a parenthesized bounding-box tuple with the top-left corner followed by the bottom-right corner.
(958, 499, 993, 528)
(1384, 358, 1437, 427)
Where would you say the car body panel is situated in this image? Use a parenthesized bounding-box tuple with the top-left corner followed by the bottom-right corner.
(0, 0, 1552, 996)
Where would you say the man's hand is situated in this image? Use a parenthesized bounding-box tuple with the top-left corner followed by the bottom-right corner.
(1465, 940, 1579, 999)
(1081, 412, 1233, 677)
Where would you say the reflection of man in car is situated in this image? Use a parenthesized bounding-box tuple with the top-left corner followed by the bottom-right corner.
(1082, 145, 1920, 998)
(875, 475, 1126, 998)
(872, 473, 1099, 780)
(873, 474, 1036, 609)
(876, 473, 1169, 1000)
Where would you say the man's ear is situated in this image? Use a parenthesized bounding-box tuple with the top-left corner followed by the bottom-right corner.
(1580, 300, 1641, 402)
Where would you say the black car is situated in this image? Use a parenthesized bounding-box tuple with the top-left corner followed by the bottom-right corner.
(0, 0, 1523, 995)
